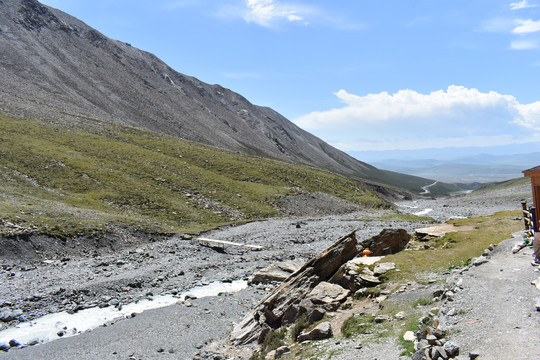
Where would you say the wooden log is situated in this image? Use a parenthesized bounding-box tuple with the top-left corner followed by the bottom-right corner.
(195, 237, 263, 251)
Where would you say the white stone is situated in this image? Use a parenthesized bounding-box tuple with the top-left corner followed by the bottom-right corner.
(403, 331, 416, 341)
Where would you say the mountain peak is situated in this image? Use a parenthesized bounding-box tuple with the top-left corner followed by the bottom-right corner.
(0, 0, 431, 195)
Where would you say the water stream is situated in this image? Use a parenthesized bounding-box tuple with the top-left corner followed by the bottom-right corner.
(0, 280, 247, 347)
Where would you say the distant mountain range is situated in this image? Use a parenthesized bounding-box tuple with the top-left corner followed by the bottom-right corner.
(370, 153, 540, 183)
(0, 0, 464, 196)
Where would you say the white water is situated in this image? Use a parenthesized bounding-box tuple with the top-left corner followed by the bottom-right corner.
(0, 280, 247, 346)
(414, 208, 433, 216)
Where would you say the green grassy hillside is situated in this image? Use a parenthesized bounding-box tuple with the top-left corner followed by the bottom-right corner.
(0, 115, 388, 238)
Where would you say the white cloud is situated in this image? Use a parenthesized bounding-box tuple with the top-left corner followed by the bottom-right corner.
(513, 19, 540, 33)
(510, 0, 537, 10)
(294, 86, 540, 151)
(243, 0, 308, 27)
(480, 17, 516, 33)
(510, 39, 539, 49)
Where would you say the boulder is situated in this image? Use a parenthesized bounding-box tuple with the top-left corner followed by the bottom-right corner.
(231, 229, 358, 345)
(360, 229, 411, 256)
(249, 260, 304, 285)
(443, 341, 460, 357)
(297, 321, 333, 342)
(373, 262, 396, 275)
(307, 282, 350, 304)
(307, 307, 325, 324)
(472, 256, 488, 266)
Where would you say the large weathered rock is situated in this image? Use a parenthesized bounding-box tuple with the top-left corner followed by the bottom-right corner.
(373, 262, 396, 275)
(361, 228, 411, 256)
(230, 229, 359, 345)
(327, 255, 384, 292)
(297, 321, 333, 342)
(249, 260, 304, 285)
(307, 282, 350, 304)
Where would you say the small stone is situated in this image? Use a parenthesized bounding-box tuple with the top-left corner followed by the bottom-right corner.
(276, 346, 290, 356)
(307, 308, 325, 324)
(403, 331, 415, 342)
(27, 338, 40, 346)
(434, 345, 447, 360)
(8, 339, 21, 347)
(0, 342, 10, 351)
(426, 334, 438, 345)
(469, 349, 480, 359)
(472, 256, 488, 266)
(395, 311, 407, 320)
(433, 289, 445, 298)
(432, 328, 445, 339)
(297, 321, 333, 342)
(411, 349, 425, 360)
(415, 339, 429, 351)
(375, 315, 391, 323)
(443, 341, 460, 357)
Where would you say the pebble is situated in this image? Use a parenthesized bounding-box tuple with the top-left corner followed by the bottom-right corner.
(472, 256, 488, 266)
(8, 339, 21, 347)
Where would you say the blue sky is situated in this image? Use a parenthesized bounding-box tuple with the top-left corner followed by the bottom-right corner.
(40, 0, 540, 161)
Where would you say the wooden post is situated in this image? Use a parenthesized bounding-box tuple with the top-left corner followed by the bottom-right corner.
(522, 201, 529, 230)
(529, 206, 538, 232)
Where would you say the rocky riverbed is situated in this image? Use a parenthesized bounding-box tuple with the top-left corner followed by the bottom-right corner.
(0, 183, 534, 359)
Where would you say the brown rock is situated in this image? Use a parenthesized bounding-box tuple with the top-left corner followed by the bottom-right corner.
(230, 229, 358, 345)
(249, 260, 304, 285)
(297, 321, 333, 342)
(360, 228, 411, 256)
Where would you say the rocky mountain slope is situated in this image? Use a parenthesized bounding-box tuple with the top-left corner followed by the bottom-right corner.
(0, 0, 451, 195)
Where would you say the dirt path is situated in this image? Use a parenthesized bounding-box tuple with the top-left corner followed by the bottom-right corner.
(444, 233, 540, 359)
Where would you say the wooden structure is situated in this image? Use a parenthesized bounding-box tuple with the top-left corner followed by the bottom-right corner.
(523, 166, 540, 231)
(194, 237, 263, 251)
(521, 201, 536, 238)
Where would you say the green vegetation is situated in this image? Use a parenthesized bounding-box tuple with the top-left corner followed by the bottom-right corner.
(474, 177, 530, 193)
(353, 212, 436, 223)
(306, 210, 523, 358)
(341, 313, 376, 338)
(250, 327, 288, 360)
(291, 313, 310, 341)
(381, 210, 523, 283)
(0, 114, 388, 238)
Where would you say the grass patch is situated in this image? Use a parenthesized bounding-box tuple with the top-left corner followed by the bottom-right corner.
(291, 313, 310, 341)
(250, 327, 288, 360)
(380, 210, 522, 283)
(413, 297, 434, 307)
(0, 114, 388, 238)
(353, 212, 437, 223)
(341, 313, 376, 338)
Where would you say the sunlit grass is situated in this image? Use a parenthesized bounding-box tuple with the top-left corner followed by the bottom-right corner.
(0, 114, 388, 237)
